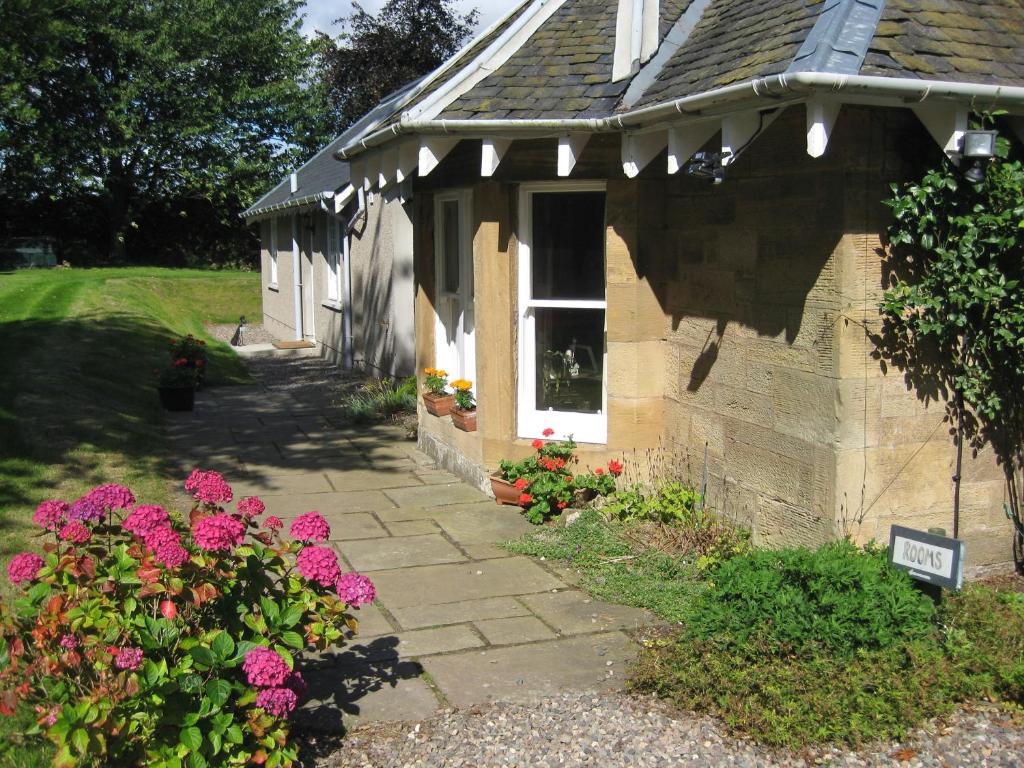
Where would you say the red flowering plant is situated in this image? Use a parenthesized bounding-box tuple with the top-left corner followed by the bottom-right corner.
(0, 471, 376, 767)
(497, 429, 621, 524)
(170, 333, 208, 382)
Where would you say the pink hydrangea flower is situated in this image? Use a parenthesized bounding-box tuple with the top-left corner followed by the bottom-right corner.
(112, 646, 143, 671)
(144, 526, 190, 568)
(39, 705, 60, 727)
(86, 484, 136, 511)
(33, 500, 68, 531)
(59, 634, 79, 651)
(58, 521, 91, 545)
(68, 496, 105, 523)
(184, 469, 208, 492)
(264, 516, 283, 531)
(295, 546, 341, 587)
(187, 470, 233, 505)
(243, 647, 290, 688)
(123, 505, 170, 538)
(192, 514, 245, 551)
(289, 511, 330, 543)
(335, 572, 377, 607)
(7, 553, 44, 586)
(237, 496, 266, 517)
(256, 686, 297, 717)
(284, 670, 307, 699)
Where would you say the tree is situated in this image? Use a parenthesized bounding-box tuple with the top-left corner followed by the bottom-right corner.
(0, 0, 331, 261)
(315, 0, 479, 131)
(878, 121, 1024, 559)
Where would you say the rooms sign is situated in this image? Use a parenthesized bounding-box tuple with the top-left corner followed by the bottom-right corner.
(887, 525, 966, 591)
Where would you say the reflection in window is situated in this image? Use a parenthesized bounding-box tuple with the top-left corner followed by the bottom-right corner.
(531, 192, 605, 300)
(442, 200, 460, 294)
(534, 308, 605, 414)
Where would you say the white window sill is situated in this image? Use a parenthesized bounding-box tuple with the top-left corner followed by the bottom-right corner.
(267, 283, 279, 292)
(322, 299, 343, 311)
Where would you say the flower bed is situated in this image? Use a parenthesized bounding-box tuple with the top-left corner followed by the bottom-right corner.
(0, 471, 375, 766)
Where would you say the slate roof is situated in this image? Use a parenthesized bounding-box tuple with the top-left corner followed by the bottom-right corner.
(862, 0, 1024, 83)
(440, 0, 625, 120)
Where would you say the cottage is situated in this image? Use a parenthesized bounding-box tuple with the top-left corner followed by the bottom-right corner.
(298, 0, 1023, 570)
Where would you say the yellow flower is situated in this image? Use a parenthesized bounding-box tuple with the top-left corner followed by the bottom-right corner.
(436, 370, 448, 378)
(423, 367, 437, 376)
(450, 379, 473, 391)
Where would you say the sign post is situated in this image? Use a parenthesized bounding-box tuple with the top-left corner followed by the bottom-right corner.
(887, 525, 966, 596)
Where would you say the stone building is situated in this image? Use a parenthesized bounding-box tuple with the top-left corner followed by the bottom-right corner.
(289, 0, 1024, 570)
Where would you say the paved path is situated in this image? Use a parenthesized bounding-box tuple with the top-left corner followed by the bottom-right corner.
(165, 361, 655, 732)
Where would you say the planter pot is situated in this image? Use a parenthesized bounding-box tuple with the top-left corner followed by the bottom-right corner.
(422, 392, 455, 417)
(451, 408, 477, 432)
(159, 385, 195, 412)
(490, 474, 520, 506)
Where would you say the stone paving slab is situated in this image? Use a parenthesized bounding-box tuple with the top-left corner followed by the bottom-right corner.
(389, 597, 532, 630)
(233, 472, 333, 496)
(347, 604, 396, 638)
(254, 490, 394, 517)
(325, 468, 426, 492)
(429, 505, 534, 545)
(475, 616, 558, 645)
(278, 512, 386, 541)
(370, 558, 567, 609)
(519, 591, 658, 635)
(392, 625, 484, 658)
(382, 520, 440, 537)
(384, 483, 490, 508)
(337, 535, 467, 572)
(421, 632, 636, 709)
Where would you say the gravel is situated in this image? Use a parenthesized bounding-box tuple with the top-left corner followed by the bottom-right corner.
(312, 692, 1023, 768)
(206, 322, 277, 347)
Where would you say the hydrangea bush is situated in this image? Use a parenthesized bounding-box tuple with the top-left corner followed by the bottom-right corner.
(0, 471, 375, 767)
(498, 430, 620, 524)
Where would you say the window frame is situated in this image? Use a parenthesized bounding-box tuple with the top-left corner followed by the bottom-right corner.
(268, 218, 279, 289)
(432, 189, 475, 384)
(516, 181, 608, 444)
(324, 215, 342, 306)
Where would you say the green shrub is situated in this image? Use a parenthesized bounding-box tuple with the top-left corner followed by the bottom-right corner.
(684, 541, 936, 655)
(339, 376, 416, 423)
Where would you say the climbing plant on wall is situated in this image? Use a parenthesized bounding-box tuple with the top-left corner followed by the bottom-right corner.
(878, 117, 1024, 558)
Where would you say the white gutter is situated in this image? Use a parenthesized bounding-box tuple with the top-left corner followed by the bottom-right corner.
(335, 73, 1024, 160)
(242, 192, 331, 222)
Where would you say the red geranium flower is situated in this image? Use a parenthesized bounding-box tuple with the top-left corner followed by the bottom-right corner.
(556, 501, 568, 510)
(531, 439, 544, 450)
(513, 478, 529, 490)
(608, 460, 623, 476)
(595, 467, 604, 475)
(542, 428, 555, 437)
(518, 493, 533, 505)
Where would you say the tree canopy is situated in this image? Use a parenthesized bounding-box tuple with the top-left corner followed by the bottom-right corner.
(0, 0, 330, 262)
(315, 0, 479, 131)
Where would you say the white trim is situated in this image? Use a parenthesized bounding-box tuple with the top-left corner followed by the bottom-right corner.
(268, 218, 279, 287)
(517, 181, 608, 444)
(325, 216, 342, 304)
(433, 190, 476, 384)
(291, 214, 302, 342)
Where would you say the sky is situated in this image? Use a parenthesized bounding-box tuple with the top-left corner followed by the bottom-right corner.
(300, 0, 508, 38)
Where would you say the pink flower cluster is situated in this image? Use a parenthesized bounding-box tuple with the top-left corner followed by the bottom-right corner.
(264, 516, 283, 531)
(237, 496, 266, 517)
(7, 553, 44, 586)
(58, 522, 91, 545)
(336, 572, 377, 607)
(68, 496, 105, 523)
(59, 634, 78, 651)
(186, 469, 233, 505)
(145, 526, 190, 568)
(289, 511, 330, 543)
(296, 546, 341, 587)
(33, 500, 68, 531)
(112, 646, 143, 671)
(192, 514, 246, 551)
(255, 686, 297, 717)
(123, 505, 170, 538)
(243, 647, 290, 688)
(86, 484, 136, 511)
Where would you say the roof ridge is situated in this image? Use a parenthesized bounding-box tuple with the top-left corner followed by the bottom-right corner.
(786, 0, 887, 75)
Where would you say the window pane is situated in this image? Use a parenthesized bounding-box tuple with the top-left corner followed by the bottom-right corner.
(534, 307, 604, 414)
(531, 192, 605, 300)
(442, 200, 460, 294)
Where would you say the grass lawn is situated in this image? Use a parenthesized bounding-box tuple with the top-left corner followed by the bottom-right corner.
(0, 267, 260, 569)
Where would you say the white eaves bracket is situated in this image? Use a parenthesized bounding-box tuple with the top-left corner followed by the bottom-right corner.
(912, 103, 968, 159)
(419, 137, 460, 177)
(667, 122, 718, 174)
(481, 138, 512, 177)
(806, 99, 841, 158)
(622, 131, 668, 178)
(558, 134, 591, 177)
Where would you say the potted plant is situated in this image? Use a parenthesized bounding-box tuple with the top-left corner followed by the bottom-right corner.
(490, 430, 623, 523)
(170, 333, 209, 385)
(450, 378, 477, 432)
(421, 367, 454, 416)
(158, 361, 199, 411)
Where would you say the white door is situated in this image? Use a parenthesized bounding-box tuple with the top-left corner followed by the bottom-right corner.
(434, 191, 475, 384)
(301, 221, 316, 341)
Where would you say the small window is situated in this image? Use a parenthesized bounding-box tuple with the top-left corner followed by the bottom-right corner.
(326, 217, 342, 303)
(269, 219, 279, 286)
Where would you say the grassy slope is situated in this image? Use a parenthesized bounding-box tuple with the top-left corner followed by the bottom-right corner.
(0, 268, 260, 564)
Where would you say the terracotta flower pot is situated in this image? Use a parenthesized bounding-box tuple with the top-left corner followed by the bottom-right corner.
(422, 392, 455, 417)
(451, 408, 477, 432)
(490, 474, 520, 506)
(159, 385, 195, 412)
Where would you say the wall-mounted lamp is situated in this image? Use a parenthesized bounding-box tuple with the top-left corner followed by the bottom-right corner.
(686, 151, 731, 184)
(961, 129, 998, 183)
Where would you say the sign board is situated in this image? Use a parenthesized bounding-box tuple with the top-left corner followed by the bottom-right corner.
(888, 525, 966, 591)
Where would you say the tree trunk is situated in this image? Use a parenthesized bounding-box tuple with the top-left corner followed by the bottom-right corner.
(104, 161, 131, 262)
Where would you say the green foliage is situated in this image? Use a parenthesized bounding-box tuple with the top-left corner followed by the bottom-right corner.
(314, 0, 478, 130)
(339, 376, 417, 423)
(880, 123, 1024, 540)
(503, 509, 701, 622)
(0, 479, 362, 767)
(606, 482, 701, 524)
(450, 379, 475, 411)
(684, 542, 936, 655)
(421, 367, 449, 396)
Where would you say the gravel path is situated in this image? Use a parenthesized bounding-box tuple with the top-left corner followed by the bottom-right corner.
(206, 322, 277, 347)
(314, 692, 1023, 768)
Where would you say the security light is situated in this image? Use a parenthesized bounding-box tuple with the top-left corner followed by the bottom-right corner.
(960, 129, 998, 183)
(686, 151, 730, 184)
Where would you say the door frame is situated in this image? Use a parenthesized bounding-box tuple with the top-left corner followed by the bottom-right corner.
(432, 189, 475, 383)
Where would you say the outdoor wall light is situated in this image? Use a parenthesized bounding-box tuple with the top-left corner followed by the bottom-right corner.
(686, 151, 731, 184)
(960, 129, 998, 183)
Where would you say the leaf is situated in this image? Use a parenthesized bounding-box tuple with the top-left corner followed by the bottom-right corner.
(206, 679, 231, 709)
(280, 603, 305, 628)
(211, 632, 235, 662)
(71, 728, 89, 755)
(179, 726, 203, 752)
(279, 631, 305, 650)
(190, 645, 216, 668)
